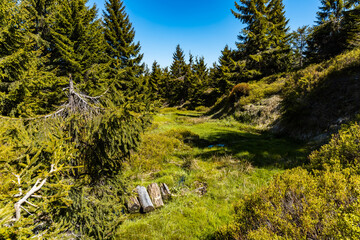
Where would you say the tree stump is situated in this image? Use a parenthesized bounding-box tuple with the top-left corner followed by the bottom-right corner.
(126, 196, 140, 213)
(147, 183, 164, 208)
(136, 186, 154, 213)
(160, 183, 171, 201)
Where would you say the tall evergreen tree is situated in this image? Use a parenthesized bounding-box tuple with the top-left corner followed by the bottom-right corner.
(103, 0, 144, 94)
(0, 0, 35, 116)
(193, 56, 208, 83)
(266, 0, 292, 73)
(170, 44, 187, 78)
(211, 45, 237, 94)
(103, 0, 143, 70)
(232, 0, 291, 78)
(49, 0, 106, 92)
(291, 26, 310, 68)
(307, 0, 360, 62)
(343, 4, 360, 48)
(149, 60, 162, 99)
(25, 0, 55, 44)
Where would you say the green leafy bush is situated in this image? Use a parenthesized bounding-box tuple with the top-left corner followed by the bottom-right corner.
(215, 168, 360, 240)
(309, 123, 360, 173)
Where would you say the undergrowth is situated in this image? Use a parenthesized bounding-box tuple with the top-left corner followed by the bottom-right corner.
(216, 121, 360, 239)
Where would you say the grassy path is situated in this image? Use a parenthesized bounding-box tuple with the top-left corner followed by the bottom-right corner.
(116, 109, 308, 239)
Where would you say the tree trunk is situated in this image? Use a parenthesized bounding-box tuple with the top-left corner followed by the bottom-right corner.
(126, 196, 140, 213)
(136, 186, 154, 213)
(147, 183, 164, 208)
(160, 183, 171, 201)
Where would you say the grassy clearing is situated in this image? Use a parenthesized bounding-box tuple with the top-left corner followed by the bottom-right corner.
(118, 109, 308, 239)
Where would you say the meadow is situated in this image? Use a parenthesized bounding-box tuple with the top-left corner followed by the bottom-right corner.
(117, 108, 309, 239)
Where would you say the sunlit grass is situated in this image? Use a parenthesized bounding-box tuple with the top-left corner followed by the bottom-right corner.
(118, 109, 308, 239)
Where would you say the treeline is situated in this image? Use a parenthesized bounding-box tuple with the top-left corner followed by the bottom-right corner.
(149, 0, 360, 109)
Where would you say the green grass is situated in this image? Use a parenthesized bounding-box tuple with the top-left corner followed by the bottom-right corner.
(118, 108, 309, 239)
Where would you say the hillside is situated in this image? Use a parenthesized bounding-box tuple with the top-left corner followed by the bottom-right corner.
(210, 48, 360, 141)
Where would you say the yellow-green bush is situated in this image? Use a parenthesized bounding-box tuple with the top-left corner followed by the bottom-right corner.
(215, 168, 360, 239)
(309, 123, 360, 173)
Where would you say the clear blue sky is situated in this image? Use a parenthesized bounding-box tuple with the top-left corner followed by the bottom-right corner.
(88, 0, 321, 68)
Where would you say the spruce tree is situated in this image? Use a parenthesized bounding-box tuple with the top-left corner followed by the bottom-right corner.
(149, 60, 162, 99)
(343, 5, 360, 48)
(193, 56, 208, 84)
(170, 44, 187, 78)
(266, 0, 292, 73)
(212, 45, 238, 93)
(49, 0, 106, 92)
(232, 0, 291, 78)
(103, 0, 144, 93)
(291, 26, 310, 68)
(307, 0, 360, 62)
(0, 0, 35, 116)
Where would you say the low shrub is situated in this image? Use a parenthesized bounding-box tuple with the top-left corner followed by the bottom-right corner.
(229, 83, 250, 102)
(215, 168, 360, 239)
(309, 122, 360, 173)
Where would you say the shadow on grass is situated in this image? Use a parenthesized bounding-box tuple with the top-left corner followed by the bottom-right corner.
(184, 128, 309, 169)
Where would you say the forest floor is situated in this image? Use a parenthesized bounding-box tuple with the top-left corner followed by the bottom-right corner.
(116, 108, 309, 239)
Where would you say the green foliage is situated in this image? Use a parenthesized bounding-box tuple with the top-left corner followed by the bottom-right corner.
(49, 0, 106, 85)
(0, 0, 36, 116)
(80, 107, 151, 180)
(117, 109, 291, 239)
(310, 122, 360, 173)
(282, 47, 360, 138)
(170, 44, 187, 78)
(290, 26, 311, 68)
(307, 0, 360, 62)
(216, 168, 360, 240)
(63, 177, 127, 240)
(103, 0, 145, 94)
(0, 119, 76, 239)
(232, 0, 292, 79)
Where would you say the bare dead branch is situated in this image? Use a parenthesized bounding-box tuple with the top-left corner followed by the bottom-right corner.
(12, 174, 22, 198)
(14, 164, 56, 221)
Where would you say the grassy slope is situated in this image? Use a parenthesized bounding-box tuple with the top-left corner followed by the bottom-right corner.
(117, 109, 308, 239)
(209, 48, 360, 141)
(280, 48, 360, 140)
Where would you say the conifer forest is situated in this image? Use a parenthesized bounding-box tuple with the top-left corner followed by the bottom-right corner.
(1, 0, 360, 239)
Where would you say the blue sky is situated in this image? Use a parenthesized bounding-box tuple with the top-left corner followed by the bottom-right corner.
(89, 0, 321, 68)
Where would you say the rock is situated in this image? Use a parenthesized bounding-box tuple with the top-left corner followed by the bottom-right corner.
(160, 183, 171, 201)
(147, 183, 164, 208)
(194, 182, 207, 196)
(126, 196, 140, 213)
(136, 186, 154, 213)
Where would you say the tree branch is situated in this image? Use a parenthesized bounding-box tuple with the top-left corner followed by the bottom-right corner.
(14, 164, 56, 221)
